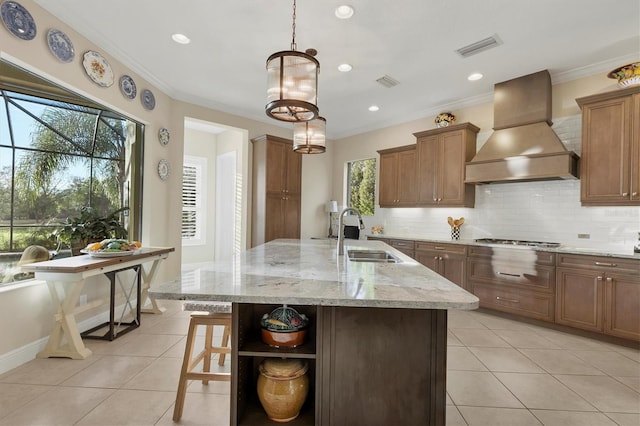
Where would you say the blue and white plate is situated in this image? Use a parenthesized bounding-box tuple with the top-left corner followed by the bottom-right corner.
(158, 128, 170, 145)
(119, 75, 137, 99)
(0, 1, 36, 41)
(47, 29, 74, 63)
(141, 89, 155, 110)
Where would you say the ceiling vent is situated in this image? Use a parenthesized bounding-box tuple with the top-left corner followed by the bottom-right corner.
(375, 75, 400, 88)
(455, 35, 502, 58)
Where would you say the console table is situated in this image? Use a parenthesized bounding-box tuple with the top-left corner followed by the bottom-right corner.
(22, 247, 174, 359)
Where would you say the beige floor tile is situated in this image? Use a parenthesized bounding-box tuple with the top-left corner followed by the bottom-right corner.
(448, 331, 463, 346)
(123, 357, 183, 391)
(0, 383, 51, 419)
(494, 372, 596, 411)
(473, 313, 536, 331)
(0, 356, 100, 385)
(531, 409, 617, 425)
(61, 355, 155, 388)
(161, 335, 189, 358)
(519, 349, 605, 375)
(108, 333, 184, 357)
(449, 328, 511, 348)
(555, 374, 640, 413)
(448, 311, 488, 329)
(75, 389, 175, 425)
(611, 345, 640, 362)
(532, 329, 612, 351)
(187, 379, 231, 395)
(616, 376, 640, 392)
(604, 412, 640, 426)
(457, 406, 542, 425)
(571, 350, 640, 377)
(142, 316, 192, 335)
(446, 405, 468, 426)
(447, 346, 487, 371)
(447, 371, 523, 408)
(156, 393, 230, 425)
(493, 329, 561, 349)
(0, 386, 113, 425)
(468, 347, 545, 373)
(446, 392, 454, 405)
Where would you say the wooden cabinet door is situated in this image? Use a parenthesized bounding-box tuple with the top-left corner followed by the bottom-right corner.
(441, 254, 466, 289)
(580, 95, 632, 204)
(265, 140, 287, 194)
(555, 268, 604, 332)
(631, 93, 640, 202)
(282, 194, 301, 239)
(378, 152, 399, 206)
(439, 131, 466, 205)
(285, 148, 302, 195)
(264, 193, 284, 242)
(415, 251, 440, 273)
(604, 272, 640, 341)
(397, 149, 417, 205)
(416, 135, 438, 205)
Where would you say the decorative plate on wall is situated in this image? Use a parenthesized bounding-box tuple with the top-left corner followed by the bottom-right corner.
(158, 128, 170, 146)
(82, 50, 114, 87)
(158, 159, 170, 180)
(47, 29, 74, 63)
(141, 89, 155, 110)
(0, 0, 36, 40)
(119, 75, 137, 99)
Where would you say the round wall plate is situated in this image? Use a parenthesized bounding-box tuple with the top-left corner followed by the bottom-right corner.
(159, 128, 170, 145)
(158, 159, 170, 180)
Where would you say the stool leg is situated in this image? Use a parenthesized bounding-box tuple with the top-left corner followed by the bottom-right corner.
(219, 324, 230, 366)
(173, 318, 198, 422)
(202, 323, 214, 385)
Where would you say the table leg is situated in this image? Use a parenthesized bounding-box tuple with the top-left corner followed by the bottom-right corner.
(140, 258, 167, 314)
(37, 280, 92, 359)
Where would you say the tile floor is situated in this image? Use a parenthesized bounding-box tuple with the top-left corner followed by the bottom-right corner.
(0, 302, 638, 425)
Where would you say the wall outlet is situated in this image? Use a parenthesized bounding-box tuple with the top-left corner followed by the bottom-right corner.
(577, 233, 590, 239)
(79, 295, 87, 305)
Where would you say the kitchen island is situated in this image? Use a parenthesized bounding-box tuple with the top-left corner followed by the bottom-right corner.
(150, 239, 478, 425)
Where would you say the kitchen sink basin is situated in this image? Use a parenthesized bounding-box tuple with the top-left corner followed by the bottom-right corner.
(347, 250, 401, 263)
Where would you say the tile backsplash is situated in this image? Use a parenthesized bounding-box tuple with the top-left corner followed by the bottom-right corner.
(375, 115, 640, 252)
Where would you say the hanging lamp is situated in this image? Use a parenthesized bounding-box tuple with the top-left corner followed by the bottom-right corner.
(265, 0, 319, 122)
(293, 116, 326, 153)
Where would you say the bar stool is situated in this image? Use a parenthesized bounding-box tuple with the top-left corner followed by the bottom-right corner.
(173, 302, 232, 422)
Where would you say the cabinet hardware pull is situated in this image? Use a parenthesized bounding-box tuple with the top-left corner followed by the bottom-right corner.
(497, 272, 521, 278)
(633, 192, 638, 196)
(597, 276, 603, 281)
(433, 198, 437, 202)
(594, 262, 617, 267)
(434, 256, 438, 260)
(496, 296, 519, 303)
(434, 246, 445, 250)
(606, 277, 613, 283)
(622, 192, 628, 196)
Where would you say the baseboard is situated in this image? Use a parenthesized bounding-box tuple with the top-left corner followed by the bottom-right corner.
(0, 303, 130, 375)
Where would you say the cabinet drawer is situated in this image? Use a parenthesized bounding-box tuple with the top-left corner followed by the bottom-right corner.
(367, 236, 389, 244)
(415, 242, 466, 255)
(467, 259, 555, 292)
(557, 254, 639, 275)
(468, 246, 555, 265)
(388, 239, 415, 250)
(472, 283, 554, 322)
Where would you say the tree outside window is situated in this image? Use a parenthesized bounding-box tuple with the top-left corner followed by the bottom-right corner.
(347, 158, 376, 216)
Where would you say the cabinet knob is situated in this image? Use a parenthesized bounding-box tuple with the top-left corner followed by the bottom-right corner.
(633, 192, 638, 196)
(597, 276, 603, 281)
(622, 192, 628, 196)
(437, 198, 442, 202)
(434, 256, 438, 260)
(433, 198, 437, 202)
(606, 277, 613, 283)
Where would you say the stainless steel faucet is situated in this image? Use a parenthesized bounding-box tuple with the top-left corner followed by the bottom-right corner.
(337, 207, 365, 255)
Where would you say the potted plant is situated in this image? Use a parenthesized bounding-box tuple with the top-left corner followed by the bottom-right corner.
(52, 206, 129, 255)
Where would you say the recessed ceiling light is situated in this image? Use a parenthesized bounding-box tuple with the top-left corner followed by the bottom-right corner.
(467, 73, 483, 81)
(368, 105, 379, 112)
(335, 5, 354, 19)
(338, 63, 353, 72)
(171, 33, 191, 44)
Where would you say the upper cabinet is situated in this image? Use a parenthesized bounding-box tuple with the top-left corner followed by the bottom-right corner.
(377, 145, 417, 207)
(414, 123, 479, 207)
(576, 86, 640, 206)
(251, 135, 302, 246)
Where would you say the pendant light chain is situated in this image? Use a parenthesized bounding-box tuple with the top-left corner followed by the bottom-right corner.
(291, 0, 297, 51)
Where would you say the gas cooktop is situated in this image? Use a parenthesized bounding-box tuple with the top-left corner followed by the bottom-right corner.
(475, 238, 561, 249)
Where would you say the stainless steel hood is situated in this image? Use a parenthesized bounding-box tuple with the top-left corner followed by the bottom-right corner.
(465, 70, 579, 184)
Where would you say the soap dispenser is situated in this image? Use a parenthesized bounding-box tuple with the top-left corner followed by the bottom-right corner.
(634, 232, 640, 254)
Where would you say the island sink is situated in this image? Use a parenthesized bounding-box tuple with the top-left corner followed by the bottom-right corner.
(347, 249, 401, 263)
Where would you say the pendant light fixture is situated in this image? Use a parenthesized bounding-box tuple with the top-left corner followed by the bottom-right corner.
(265, 0, 319, 122)
(293, 116, 326, 153)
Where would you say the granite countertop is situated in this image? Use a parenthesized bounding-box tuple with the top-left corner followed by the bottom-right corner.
(149, 239, 479, 310)
(367, 234, 640, 260)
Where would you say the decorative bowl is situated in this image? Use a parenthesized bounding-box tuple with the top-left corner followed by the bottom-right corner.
(607, 62, 640, 88)
(261, 306, 309, 348)
(435, 112, 456, 128)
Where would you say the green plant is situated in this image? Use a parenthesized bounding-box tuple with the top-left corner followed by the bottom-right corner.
(52, 206, 129, 251)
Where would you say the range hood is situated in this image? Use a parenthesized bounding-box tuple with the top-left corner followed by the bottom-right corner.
(465, 70, 579, 184)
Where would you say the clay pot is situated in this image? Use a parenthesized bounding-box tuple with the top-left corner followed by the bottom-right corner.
(257, 359, 309, 422)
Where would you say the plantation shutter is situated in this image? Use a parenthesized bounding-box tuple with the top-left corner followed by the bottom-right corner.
(182, 156, 206, 244)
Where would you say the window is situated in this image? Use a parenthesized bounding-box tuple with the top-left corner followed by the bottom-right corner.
(347, 158, 376, 215)
(0, 63, 142, 285)
(182, 156, 207, 246)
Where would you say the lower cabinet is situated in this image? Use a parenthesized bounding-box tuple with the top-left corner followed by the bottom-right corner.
(388, 239, 415, 258)
(467, 246, 556, 322)
(556, 254, 640, 340)
(415, 242, 467, 289)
